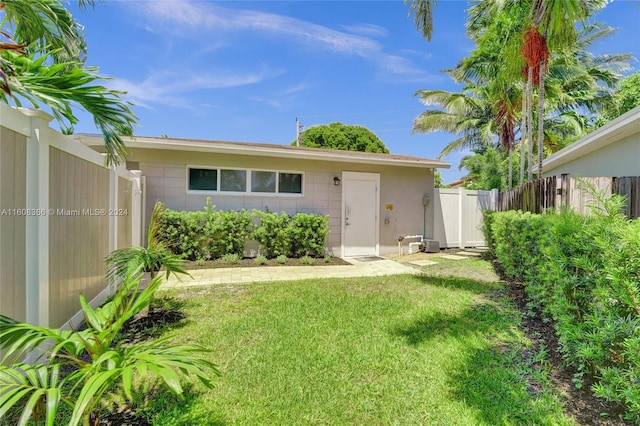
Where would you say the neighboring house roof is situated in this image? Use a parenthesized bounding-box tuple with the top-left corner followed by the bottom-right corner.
(446, 178, 470, 188)
(533, 105, 640, 174)
(75, 134, 450, 170)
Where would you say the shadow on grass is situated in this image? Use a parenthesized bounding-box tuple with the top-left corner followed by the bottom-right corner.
(107, 382, 227, 426)
(133, 383, 228, 426)
(391, 276, 560, 425)
(414, 273, 497, 294)
(117, 295, 188, 345)
(391, 310, 486, 345)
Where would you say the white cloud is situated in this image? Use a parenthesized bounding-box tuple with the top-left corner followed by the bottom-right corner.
(342, 23, 389, 38)
(248, 96, 283, 109)
(110, 67, 284, 109)
(125, 1, 431, 79)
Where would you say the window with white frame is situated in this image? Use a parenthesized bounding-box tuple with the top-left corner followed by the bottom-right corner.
(187, 167, 303, 195)
(251, 171, 276, 193)
(220, 169, 247, 192)
(188, 168, 218, 191)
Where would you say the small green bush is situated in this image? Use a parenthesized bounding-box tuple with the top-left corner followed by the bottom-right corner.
(254, 255, 268, 265)
(218, 253, 241, 264)
(288, 213, 329, 258)
(252, 211, 291, 258)
(300, 255, 315, 265)
(276, 255, 287, 264)
(252, 211, 329, 258)
(323, 255, 331, 264)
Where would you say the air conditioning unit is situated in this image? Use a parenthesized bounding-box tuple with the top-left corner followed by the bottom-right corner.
(420, 240, 440, 253)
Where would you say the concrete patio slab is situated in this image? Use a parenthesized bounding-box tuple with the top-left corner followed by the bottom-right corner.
(409, 260, 439, 266)
(457, 251, 482, 257)
(465, 247, 489, 253)
(440, 255, 468, 261)
(161, 257, 422, 289)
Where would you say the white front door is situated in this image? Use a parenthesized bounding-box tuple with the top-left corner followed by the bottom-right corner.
(342, 172, 380, 257)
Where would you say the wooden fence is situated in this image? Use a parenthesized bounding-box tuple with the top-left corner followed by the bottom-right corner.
(497, 174, 640, 219)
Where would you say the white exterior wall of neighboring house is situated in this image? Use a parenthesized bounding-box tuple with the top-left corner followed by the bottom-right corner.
(539, 106, 640, 177)
(77, 136, 448, 257)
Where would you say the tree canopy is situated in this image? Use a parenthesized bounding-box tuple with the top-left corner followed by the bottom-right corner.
(295, 122, 389, 153)
(601, 71, 640, 121)
(412, 0, 632, 188)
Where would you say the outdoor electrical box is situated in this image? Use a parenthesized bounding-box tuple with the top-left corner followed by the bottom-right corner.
(422, 195, 430, 206)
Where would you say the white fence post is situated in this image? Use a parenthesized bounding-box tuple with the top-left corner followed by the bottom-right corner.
(458, 188, 464, 248)
(130, 170, 143, 247)
(109, 167, 118, 253)
(22, 109, 52, 327)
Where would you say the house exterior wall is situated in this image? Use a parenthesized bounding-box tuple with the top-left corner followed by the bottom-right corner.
(127, 148, 435, 257)
(544, 131, 640, 177)
(378, 167, 434, 255)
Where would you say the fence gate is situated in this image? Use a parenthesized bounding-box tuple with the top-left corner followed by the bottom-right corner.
(433, 188, 496, 248)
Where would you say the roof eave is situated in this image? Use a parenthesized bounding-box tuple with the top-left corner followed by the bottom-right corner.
(535, 105, 640, 173)
(75, 134, 450, 170)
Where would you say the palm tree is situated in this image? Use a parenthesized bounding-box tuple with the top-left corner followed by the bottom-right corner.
(413, 2, 630, 188)
(412, 84, 497, 159)
(520, 0, 609, 178)
(406, 0, 436, 41)
(0, 0, 136, 166)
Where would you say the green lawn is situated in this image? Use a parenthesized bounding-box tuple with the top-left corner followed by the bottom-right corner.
(135, 258, 573, 425)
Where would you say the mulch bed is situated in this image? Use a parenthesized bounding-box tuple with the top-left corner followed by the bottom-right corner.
(182, 256, 351, 269)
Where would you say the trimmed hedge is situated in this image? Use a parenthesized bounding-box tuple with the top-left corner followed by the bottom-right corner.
(252, 210, 329, 258)
(157, 201, 329, 261)
(484, 196, 640, 422)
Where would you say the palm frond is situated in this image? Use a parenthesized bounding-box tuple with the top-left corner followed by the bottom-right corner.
(0, 363, 66, 426)
(406, 0, 436, 41)
(0, 50, 136, 165)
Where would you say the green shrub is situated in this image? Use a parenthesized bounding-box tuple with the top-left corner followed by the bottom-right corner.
(288, 213, 329, 258)
(159, 203, 329, 261)
(157, 199, 253, 261)
(485, 192, 640, 422)
(300, 255, 315, 265)
(218, 253, 241, 264)
(254, 255, 268, 265)
(252, 211, 291, 258)
(276, 255, 287, 264)
(481, 209, 497, 256)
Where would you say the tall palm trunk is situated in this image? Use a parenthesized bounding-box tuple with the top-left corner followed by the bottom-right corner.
(508, 150, 513, 189)
(520, 79, 528, 185)
(527, 67, 534, 182)
(537, 59, 546, 178)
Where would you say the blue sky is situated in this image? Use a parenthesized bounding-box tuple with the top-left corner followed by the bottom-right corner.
(68, 1, 640, 183)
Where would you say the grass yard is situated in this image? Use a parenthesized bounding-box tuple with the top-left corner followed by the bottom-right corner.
(128, 258, 573, 425)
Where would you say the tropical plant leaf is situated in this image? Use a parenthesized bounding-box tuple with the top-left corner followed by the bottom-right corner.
(0, 50, 136, 165)
(0, 363, 63, 426)
(69, 369, 120, 426)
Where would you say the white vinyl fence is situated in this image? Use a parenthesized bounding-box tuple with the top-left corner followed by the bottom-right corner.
(0, 105, 143, 332)
(433, 188, 498, 248)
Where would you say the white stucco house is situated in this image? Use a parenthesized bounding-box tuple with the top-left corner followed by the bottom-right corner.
(77, 135, 450, 257)
(536, 105, 640, 177)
